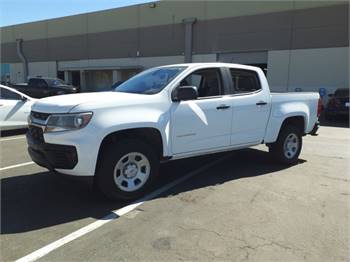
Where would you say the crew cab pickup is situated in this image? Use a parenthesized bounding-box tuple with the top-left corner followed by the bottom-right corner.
(13, 77, 77, 98)
(26, 63, 321, 200)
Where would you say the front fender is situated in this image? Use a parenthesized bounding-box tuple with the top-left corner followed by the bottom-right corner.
(95, 106, 171, 157)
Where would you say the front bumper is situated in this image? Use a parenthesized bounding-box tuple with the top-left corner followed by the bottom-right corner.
(27, 126, 78, 170)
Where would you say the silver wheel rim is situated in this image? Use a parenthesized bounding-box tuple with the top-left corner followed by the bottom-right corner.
(113, 152, 150, 192)
(283, 133, 299, 159)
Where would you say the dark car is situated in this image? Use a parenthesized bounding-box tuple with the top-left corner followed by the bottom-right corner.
(325, 88, 349, 120)
(13, 77, 78, 98)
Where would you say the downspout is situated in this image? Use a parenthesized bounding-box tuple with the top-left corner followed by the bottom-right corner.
(16, 39, 28, 82)
(183, 18, 196, 63)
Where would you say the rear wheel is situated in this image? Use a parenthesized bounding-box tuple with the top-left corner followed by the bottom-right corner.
(269, 125, 302, 165)
(95, 139, 159, 201)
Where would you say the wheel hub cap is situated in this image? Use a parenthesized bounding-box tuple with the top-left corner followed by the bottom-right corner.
(283, 133, 299, 159)
(123, 163, 138, 178)
(113, 152, 151, 192)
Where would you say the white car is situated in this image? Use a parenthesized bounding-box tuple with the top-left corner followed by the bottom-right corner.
(0, 84, 36, 131)
(27, 63, 321, 200)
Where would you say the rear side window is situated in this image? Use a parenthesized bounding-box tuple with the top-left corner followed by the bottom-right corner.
(229, 69, 261, 94)
(29, 79, 48, 89)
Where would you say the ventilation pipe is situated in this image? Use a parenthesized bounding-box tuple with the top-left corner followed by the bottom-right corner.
(183, 18, 196, 63)
(16, 39, 28, 82)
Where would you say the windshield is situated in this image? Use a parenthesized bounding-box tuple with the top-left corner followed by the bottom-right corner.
(115, 67, 186, 94)
(50, 79, 65, 86)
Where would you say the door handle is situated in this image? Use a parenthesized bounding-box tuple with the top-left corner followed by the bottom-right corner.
(216, 104, 231, 110)
(256, 101, 267, 106)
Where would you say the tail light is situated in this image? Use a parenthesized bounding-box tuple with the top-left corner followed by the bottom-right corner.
(317, 98, 323, 117)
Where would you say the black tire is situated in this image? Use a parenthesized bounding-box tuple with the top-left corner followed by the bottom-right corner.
(95, 139, 159, 201)
(269, 125, 302, 165)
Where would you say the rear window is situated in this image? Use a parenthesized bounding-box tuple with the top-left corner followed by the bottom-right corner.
(229, 69, 261, 94)
(29, 79, 47, 88)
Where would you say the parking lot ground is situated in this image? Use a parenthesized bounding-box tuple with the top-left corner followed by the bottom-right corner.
(0, 135, 31, 167)
(1, 126, 349, 262)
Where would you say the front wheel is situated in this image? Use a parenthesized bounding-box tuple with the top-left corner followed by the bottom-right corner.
(269, 125, 302, 165)
(95, 139, 159, 201)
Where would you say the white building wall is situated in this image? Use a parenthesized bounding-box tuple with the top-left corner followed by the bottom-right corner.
(28, 61, 57, 78)
(10, 62, 57, 83)
(57, 54, 216, 72)
(267, 47, 349, 98)
(9, 48, 349, 98)
(10, 63, 24, 83)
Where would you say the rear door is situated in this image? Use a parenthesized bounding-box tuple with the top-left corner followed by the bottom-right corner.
(171, 68, 233, 154)
(224, 68, 271, 146)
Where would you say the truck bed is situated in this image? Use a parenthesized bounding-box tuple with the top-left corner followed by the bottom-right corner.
(264, 92, 320, 143)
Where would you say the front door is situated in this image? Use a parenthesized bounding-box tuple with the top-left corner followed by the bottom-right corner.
(171, 68, 232, 154)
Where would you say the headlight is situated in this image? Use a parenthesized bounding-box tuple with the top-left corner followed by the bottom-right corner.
(45, 112, 93, 132)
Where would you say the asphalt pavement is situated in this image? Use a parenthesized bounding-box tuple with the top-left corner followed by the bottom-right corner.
(1, 126, 349, 262)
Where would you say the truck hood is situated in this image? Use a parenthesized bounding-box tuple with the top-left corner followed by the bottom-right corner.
(32, 92, 157, 113)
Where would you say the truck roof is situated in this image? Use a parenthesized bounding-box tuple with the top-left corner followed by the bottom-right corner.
(158, 62, 261, 71)
(29, 77, 62, 81)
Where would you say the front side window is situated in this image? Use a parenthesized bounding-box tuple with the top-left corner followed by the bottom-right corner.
(180, 68, 222, 98)
(0, 87, 21, 100)
(229, 69, 261, 94)
(115, 67, 186, 95)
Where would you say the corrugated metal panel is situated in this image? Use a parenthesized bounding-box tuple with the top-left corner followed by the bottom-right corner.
(218, 51, 268, 64)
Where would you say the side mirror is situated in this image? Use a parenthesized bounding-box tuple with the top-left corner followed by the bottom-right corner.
(173, 86, 198, 101)
(21, 96, 28, 102)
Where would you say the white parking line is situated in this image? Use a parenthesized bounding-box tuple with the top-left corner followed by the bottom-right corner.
(0, 135, 26, 142)
(15, 154, 231, 262)
(0, 161, 35, 171)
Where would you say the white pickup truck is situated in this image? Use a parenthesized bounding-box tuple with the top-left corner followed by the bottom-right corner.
(27, 63, 321, 200)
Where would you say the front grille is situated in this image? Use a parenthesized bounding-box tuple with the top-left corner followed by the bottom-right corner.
(46, 147, 78, 169)
(28, 125, 44, 143)
(31, 111, 50, 121)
